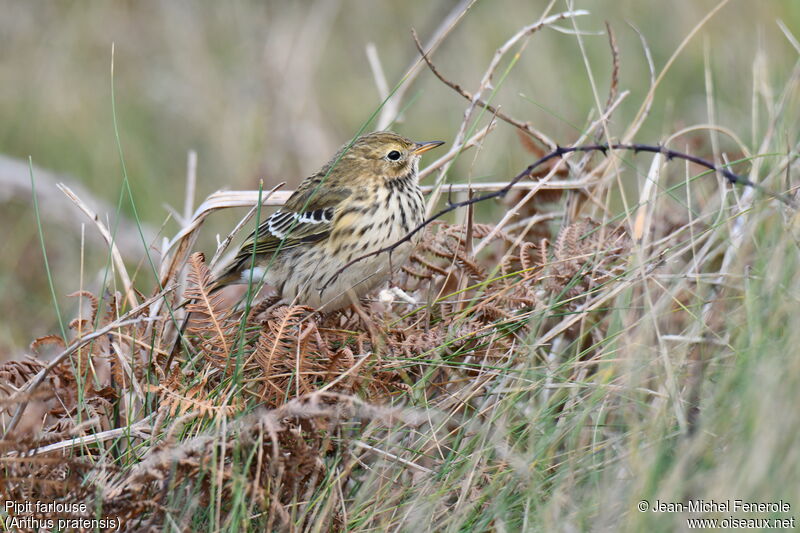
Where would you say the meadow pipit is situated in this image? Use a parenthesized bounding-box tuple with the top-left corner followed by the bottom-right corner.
(211, 131, 444, 311)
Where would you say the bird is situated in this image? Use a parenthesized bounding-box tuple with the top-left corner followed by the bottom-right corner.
(209, 131, 444, 312)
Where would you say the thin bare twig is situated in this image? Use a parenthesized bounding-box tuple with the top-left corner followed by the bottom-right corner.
(412, 30, 556, 151)
(475, 90, 628, 254)
(15, 413, 157, 456)
(602, 22, 620, 131)
(418, 123, 497, 182)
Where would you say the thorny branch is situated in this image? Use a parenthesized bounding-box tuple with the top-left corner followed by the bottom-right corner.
(320, 143, 794, 292)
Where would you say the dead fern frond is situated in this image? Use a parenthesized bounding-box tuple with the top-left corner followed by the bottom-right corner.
(252, 305, 327, 406)
(145, 368, 239, 418)
(255, 305, 315, 367)
(184, 252, 238, 366)
(469, 223, 512, 242)
(30, 334, 66, 354)
(0, 357, 46, 395)
(519, 240, 545, 275)
(67, 290, 99, 333)
(102, 290, 122, 326)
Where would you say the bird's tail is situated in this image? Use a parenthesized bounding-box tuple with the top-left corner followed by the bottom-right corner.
(207, 270, 242, 294)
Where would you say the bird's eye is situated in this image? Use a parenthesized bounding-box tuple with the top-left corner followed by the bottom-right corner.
(387, 150, 402, 161)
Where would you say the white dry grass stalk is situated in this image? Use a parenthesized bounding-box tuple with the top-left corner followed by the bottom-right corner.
(353, 439, 433, 474)
(316, 352, 372, 393)
(110, 340, 146, 402)
(631, 153, 664, 243)
(158, 186, 285, 286)
(417, 122, 496, 182)
(164, 188, 291, 254)
(187, 180, 611, 213)
(208, 182, 286, 270)
(160, 174, 604, 274)
(58, 183, 138, 308)
(16, 413, 156, 456)
(365, 43, 390, 105)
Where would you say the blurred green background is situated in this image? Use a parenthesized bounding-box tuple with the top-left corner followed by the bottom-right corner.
(1, 0, 798, 355)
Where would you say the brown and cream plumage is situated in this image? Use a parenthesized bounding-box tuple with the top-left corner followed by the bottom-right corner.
(211, 131, 443, 311)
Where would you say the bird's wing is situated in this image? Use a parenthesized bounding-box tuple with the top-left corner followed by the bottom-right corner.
(231, 183, 350, 263)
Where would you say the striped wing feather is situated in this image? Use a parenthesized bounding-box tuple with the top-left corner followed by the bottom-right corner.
(227, 182, 351, 271)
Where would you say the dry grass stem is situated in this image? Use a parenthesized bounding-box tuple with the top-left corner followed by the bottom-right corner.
(3, 4, 798, 531)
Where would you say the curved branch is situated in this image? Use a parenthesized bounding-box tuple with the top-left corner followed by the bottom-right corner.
(320, 143, 793, 292)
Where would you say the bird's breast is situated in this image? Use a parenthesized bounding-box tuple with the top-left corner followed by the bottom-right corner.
(327, 184, 424, 261)
(290, 183, 424, 311)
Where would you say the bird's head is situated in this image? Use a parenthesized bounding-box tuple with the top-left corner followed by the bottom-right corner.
(328, 131, 444, 184)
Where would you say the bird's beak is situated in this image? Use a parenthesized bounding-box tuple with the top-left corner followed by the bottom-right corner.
(413, 140, 445, 155)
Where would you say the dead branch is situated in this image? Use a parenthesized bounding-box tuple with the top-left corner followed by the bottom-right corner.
(412, 30, 555, 150)
(321, 143, 794, 292)
(602, 22, 620, 131)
